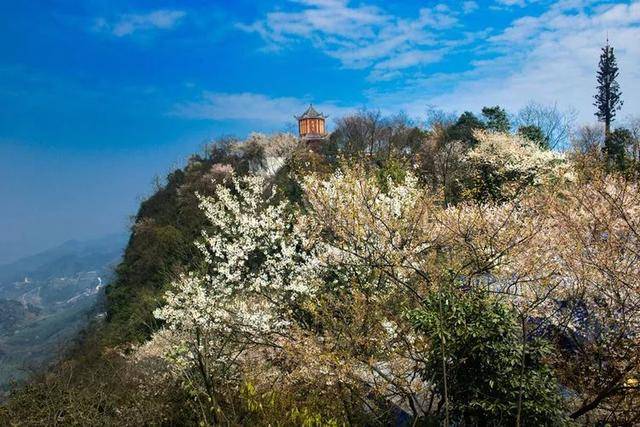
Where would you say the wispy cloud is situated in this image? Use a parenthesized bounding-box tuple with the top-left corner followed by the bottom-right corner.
(237, 0, 468, 80)
(171, 91, 353, 124)
(463, 1, 480, 13)
(159, 0, 639, 129)
(371, 1, 640, 123)
(370, 50, 445, 81)
(493, 0, 543, 8)
(495, 0, 528, 7)
(94, 9, 186, 37)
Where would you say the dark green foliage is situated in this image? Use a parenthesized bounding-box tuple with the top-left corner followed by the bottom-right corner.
(103, 167, 195, 344)
(272, 162, 306, 207)
(104, 224, 187, 343)
(594, 43, 623, 136)
(482, 105, 511, 133)
(102, 141, 263, 345)
(447, 111, 486, 145)
(518, 124, 550, 149)
(409, 284, 566, 426)
(443, 106, 511, 146)
(375, 156, 408, 192)
(603, 127, 632, 171)
(316, 135, 339, 164)
(472, 164, 519, 203)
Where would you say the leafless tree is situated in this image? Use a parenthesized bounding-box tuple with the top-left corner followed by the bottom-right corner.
(417, 131, 467, 204)
(571, 124, 605, 155)
(425, 106, 457, 130)
(516, 102, 576, 149)
(332, 109, 423, 159)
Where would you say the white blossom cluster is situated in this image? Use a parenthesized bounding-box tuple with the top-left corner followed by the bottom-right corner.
(243, 132, 298, 158)
(147, 161, 640, 420)
(304, 170, 437, 287)
(154, 174, 320, 363)
(467, 130, 573, 185)
(235, 132, 298, 176)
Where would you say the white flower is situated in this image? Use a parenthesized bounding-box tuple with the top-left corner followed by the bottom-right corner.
(155, 173, 321, 369)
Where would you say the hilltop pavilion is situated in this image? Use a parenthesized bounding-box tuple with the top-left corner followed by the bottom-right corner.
(295, 105, 328, 143)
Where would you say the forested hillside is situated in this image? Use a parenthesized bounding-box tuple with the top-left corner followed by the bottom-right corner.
(2, 106, 640, 425)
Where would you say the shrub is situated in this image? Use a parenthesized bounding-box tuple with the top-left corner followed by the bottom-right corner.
(409, 283, 567, 426)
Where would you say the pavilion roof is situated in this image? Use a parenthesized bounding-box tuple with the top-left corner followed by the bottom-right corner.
(296, 104, 327, 119)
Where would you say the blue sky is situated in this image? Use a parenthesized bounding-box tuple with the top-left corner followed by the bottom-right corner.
(1, 0, 639, 263)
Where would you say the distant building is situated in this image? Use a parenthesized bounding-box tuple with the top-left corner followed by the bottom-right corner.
(296, 105, 328, 145)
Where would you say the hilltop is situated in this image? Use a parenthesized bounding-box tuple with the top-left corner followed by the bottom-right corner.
(2, 107, 640, 425)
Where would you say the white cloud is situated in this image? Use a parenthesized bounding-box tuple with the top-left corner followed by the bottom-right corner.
(370, 50, 445, 81)
(171, 92, 353, 124)
(173, 0, 640, 130)
(370, 1, 640, 125)
(496, 0, 528, 7)
(94, 9, 186, 37)
(463, 1, 480, 14)
(238, 0, 466, 79)
(493, 0, 544, 8)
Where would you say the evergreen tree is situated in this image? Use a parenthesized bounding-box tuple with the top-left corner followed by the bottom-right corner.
(518, 124, 549, 149)
(447, 111, 486, 146)
(594, 41, 623, 136)
(482, 106, 510, 133)
(604, 127, 632, 171)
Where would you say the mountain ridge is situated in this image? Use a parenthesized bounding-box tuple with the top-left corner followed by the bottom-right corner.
(0, 233, 128, 288)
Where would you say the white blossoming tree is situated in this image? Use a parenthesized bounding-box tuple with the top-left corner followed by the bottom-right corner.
(235, 132, 298, 176)
(545, 175, 640, 421)
(154, 174, 319, 421)
(302, 166, 568, 421)
(149, 162, 640, 424)
(466, 130, 571, 201)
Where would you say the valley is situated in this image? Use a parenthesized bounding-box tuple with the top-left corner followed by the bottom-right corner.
(0, 234, 126, 396)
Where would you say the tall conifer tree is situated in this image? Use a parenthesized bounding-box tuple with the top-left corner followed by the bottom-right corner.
(594, 41, 623, 136)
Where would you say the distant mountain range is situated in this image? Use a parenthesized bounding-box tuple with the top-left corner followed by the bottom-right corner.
(0, 233, 128, 395)
(0, 233, 128, 289)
